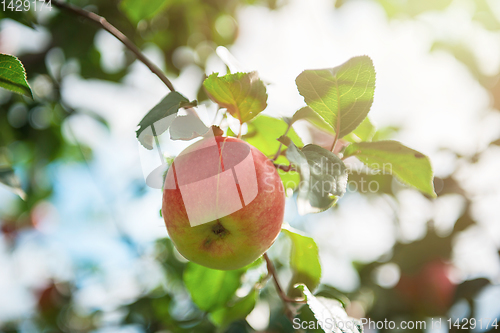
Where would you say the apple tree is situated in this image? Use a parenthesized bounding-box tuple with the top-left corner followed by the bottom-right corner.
(1, 0, 499, 332)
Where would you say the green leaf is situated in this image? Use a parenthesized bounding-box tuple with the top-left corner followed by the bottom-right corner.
(278, 140, 348, 215)
(243, 115, 303, 194)
(282, 225, 321, 297)
(209, 289, 258, 329)
(0, 54, 33, 98)
(296, 56, 376, 138)
(295, 284, 363, 333)
(344, 140, 436, 198)
(343, 117, 376, 143)
(0, 167, 26, 200)
(183, 262, 246, 312)
(0, 8, 36, 29)
(120, 0, 174, 24)
(244, 115, 303, 156)
(371, 125, 399, 141)
(288, 107, 376, 144)
(136, 92, 195, 149)
(286, 106, 335, 135)
(203, 72, 267, 123)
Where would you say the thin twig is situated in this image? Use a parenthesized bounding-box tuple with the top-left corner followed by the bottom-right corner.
(263, 253, 306, 304)
(254, 273, 272, 290)
(48, 0, 176, 92)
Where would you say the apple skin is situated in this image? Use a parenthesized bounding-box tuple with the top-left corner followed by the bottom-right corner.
(162, 136, 285, 270)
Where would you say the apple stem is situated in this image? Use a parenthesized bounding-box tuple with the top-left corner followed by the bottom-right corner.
(263, 253, 307, 304)
(48, 0, 176, 93)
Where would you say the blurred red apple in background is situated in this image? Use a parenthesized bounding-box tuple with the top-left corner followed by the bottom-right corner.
(396, 259, 456, 316)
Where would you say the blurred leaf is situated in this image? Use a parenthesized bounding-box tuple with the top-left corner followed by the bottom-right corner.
(120, 0, 174, 24)
(347, 172, 394, 196)
(453, 209, 474, 234)
(136, 92, 195, 149)
(344, 140, 436, 198)
(0, 8, 36, 28)
(203, 72, 267, 123)
(431, 42, 483, 82)
(343, 117, 376, 143)
(279, 140, 348, 214)
(209, 289, 258, 329)
(183, 262, 246, 312)
(454, 278, 490, 302)
(296, 284, 363, 333)
(371, 125, 399, 141)
(473, 0, 500, 31)
(375, 0, 453, 18)
(0, 54, 33, 98)
(491, 138, 500, 146)
(0, 166, 26, 200)
(436, 176, 466, 197)
(296, 56, 376, 138)
(392, 230, 452, 274)
(490, 76, 500, 111)
(282, 225, 321, 297)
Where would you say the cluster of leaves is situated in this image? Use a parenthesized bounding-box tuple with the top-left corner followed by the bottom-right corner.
(2, 0, 500, 332)
(139, 56, 435, 209)
(0, 0, 269, 241)
(135, 52, 436, 331)
(330, 2, 500, 330)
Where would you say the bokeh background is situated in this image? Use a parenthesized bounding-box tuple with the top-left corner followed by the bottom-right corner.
(1, 0, 500, 332)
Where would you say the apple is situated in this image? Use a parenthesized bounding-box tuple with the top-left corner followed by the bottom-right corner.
(162, 136, 285, 270)
(395, 259, 456, 316)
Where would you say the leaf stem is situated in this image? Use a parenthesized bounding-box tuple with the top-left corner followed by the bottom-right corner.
(237, 122, 243, 139)
(273, 163, 296, 172)
(272, 124, 291, 161)
(263, 253, 306, 304)
(218, 111, 227, 127)
(331, 126, 342, 152)
(48, 0, 176, 92)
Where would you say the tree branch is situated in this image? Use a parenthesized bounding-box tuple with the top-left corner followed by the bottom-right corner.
(48, 0, 176, 92)
(263, 253, 306, 304)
